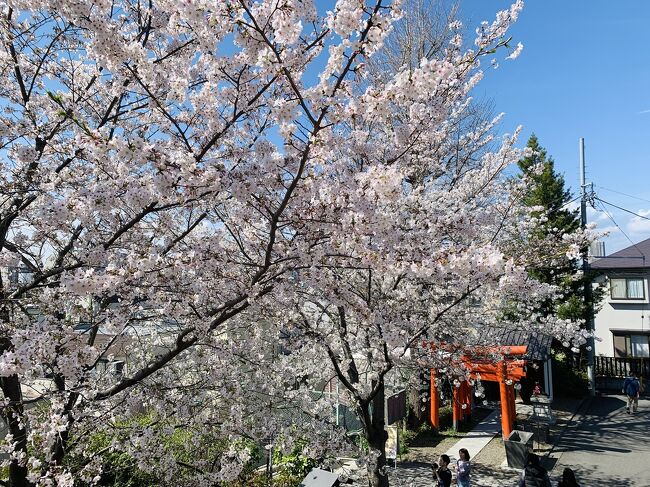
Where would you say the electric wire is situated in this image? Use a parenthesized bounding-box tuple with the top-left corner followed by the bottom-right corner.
(595, 185, 650, 206)
(561, 194, 581, 209)
(593, 199, 646, 258)
(595, 197, 650, 222)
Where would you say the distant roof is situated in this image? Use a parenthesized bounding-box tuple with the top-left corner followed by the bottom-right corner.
(590, 237, 650, 270)
(477, 328, 553, 361)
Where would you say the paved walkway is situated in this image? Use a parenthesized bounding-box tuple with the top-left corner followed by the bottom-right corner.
(444, 409, 500, 462)
(552, 395, 650, 486)
(388, 398, 585, 486)
(389, 409, 523, 486)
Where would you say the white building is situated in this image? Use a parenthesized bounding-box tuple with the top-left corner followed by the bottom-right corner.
(591, 238, 650, 358)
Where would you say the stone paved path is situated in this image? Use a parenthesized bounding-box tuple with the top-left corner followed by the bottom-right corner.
(444, 409, 500, 462)
(389, 409, 521, 486)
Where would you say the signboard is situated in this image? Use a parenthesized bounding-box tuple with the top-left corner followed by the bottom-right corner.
(386, 390, 406, 425)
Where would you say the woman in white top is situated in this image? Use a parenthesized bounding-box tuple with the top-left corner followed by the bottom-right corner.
(455, 448, 471, 487)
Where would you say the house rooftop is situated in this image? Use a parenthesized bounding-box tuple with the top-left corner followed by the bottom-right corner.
(590, 237, 650, 270)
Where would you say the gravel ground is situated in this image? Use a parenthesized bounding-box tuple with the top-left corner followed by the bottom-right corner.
(400, 436, 459, 464)
(390, 398, 584, 486)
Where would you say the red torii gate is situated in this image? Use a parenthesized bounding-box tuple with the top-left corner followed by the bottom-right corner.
(430, 345, 527, 439)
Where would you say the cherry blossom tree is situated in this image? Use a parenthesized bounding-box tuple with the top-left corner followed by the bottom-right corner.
(0, 0, 590, 486)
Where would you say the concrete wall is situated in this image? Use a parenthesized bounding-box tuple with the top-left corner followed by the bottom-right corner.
(593, 272, 650, 356)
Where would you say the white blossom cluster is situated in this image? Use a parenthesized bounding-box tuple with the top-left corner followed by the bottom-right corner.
(0, 0, 593, 485)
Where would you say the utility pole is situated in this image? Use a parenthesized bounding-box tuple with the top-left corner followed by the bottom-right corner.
(580, 138, 596, 396)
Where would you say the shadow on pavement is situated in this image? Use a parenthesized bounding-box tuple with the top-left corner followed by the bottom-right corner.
(553, 396, 643, 455)
(388, 460, 632, 487)
(555, 463, 632, 487)
(552, 396, 650, 486)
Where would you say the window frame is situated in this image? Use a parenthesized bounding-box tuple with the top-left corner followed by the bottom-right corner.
(610, 277, 646, 300)
(612, 332, 650, 358)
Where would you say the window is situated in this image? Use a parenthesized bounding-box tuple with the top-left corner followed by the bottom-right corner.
(610, 278, 645, 300)
(7, 266, 33, 287)
(613, 333, 650, 358)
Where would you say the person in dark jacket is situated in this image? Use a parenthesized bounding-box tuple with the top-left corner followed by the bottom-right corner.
(431, 454, 452, 487)
(518, 453, 551, 487)
(623, 374, 640, 413)
(557, 467, 580, 487)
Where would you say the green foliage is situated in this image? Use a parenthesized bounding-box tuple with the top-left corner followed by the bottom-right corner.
(518, 135, 581, 294)
(272, 440, 319, 478)
(438, 405, 453, 430)
(69, 430, 158, 487)
(518, 135, 605, 373)
(402, 405, 460, 450)
(518, 135, 579, 240)
(552, 349, 588, 398)
(517, 135, 599, 323)
(66, 414, 262, 487)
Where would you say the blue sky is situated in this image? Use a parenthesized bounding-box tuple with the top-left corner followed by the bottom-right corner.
(461, 1, 650, 254)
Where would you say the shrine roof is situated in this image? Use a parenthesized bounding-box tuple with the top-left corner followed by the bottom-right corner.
(476, 327, 553, 361)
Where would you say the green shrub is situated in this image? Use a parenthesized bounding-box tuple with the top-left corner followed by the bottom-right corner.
(66, 416, 261, 486)
(272, 440, 319, 478)
(552, 349, 588, 398)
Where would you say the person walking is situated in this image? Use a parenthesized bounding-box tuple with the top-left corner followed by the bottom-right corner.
(454, 448, 471, 487)
(557, 467, 580, 487)
(623, 373, 640, 414)
(517, 453, 551, 487)
(432, 454, 452, 487)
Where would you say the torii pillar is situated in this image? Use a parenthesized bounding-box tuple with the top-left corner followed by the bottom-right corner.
(498, 360, 515, 439)
(429, 345, 526, 438)
(430, 369, 440, 430)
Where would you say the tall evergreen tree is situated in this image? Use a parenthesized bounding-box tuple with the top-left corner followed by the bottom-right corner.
(517, 134, 583, 320)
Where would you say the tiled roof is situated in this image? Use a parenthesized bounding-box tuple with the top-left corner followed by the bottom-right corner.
(590, 237, 650, 270)
(477, 327, 553, 361)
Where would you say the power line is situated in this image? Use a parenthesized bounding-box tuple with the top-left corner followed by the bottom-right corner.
(593, 200, 646, 258)
(595, 185, 650, 205)
(595, 197, 650, 222)
(561, 194, 581, 209)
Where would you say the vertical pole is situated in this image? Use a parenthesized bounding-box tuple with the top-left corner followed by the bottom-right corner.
(336, 379, 340, 426)
(509, 384, 516, 426)
(452, 385, 460, 432)
(498, 362, 513, 439)
(544, 358, 554, 402)
(580, 138, 597, 396)
(430, 370, 439, 430)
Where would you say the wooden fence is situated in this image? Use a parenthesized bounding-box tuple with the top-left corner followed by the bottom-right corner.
(594, 356, 650, 378)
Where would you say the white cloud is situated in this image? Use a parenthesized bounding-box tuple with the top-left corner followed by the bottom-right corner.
(627, 208, 650, 234)
(587, 206, 609, 223)
(639, 109, 650, 114)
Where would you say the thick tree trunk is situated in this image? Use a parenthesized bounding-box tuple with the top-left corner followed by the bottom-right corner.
(51, 374, 75, 467)
(0, 299, 30, 487)
(363, 381, 389, 487)
(0, 373, 30, 487)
